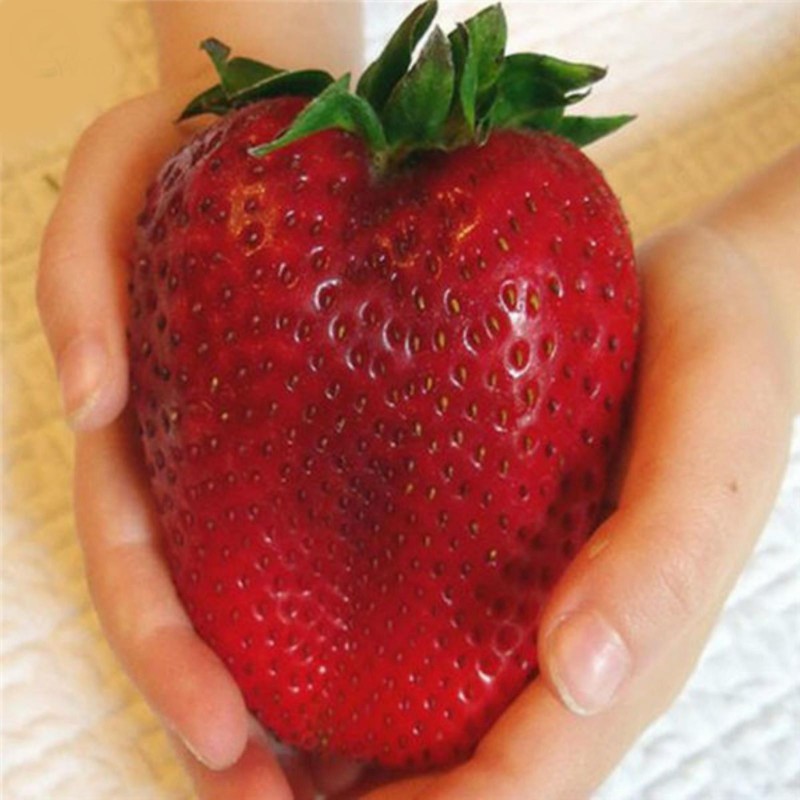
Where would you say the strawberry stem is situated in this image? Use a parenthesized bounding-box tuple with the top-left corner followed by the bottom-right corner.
(180, 1, 633, 158)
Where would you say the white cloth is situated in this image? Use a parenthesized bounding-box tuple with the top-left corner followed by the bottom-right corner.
(3, 2, 799, 798)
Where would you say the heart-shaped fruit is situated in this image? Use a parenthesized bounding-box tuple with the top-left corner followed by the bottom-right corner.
(128, 1, 639, 769)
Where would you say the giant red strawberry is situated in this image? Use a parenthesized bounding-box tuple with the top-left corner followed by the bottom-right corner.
(128, 1, 639, 770)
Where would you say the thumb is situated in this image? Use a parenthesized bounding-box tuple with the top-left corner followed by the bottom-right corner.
(538, 226, 793, 716)
(37, 90, 187, 430)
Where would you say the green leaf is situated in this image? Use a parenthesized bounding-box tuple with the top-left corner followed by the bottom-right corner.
(448, 4, 506, 135)
(356, 0, 438, 111)
(180, 39, 332, 120)
(179, 70, 334, 120)
(223, 56, 284, 91)
(382, 26, 455, 149)
(462, 4, 506, 118)
(178, 84, 231, 121)
(509, 107, 567, 134)
(506, 52, 607, 93)
(179, 38, 288, 118)
(552, 114, 635, 146)
(491, 72, 565, 128)
(200, 39, 283, 96)
(201, 38, 233, 87)
(448, 24, 476, 131)
(227, 69, 334, 106)
(488, 50, 605, 130)
(249, 75, 388, 158)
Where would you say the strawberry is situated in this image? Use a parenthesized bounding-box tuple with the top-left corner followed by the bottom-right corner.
(128, 1, 639, 770)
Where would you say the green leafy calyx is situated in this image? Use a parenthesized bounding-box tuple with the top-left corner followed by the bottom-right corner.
(181, 2, 633, 166)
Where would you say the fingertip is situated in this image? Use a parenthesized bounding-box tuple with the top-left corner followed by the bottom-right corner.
(150, 628, 250, 772)
(536, 526, 632, 717)
(175, 734, 294, 800)
(173, 694, 249, 773)
(542, 609, 631, 717)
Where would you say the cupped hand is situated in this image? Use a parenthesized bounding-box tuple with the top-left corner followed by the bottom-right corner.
(36, 85, 364, 800)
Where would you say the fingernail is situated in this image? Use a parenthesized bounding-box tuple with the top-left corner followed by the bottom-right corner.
(172, 723, 236, 772)
(547, 609, 631, 716)
(179, 731, 217, 770)
(57, 335, 107, 428)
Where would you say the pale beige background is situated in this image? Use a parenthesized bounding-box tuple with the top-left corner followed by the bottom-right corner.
(3, 2, 799, 799)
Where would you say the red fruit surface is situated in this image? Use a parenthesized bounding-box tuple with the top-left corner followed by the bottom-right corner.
(128, 96, 639, 769)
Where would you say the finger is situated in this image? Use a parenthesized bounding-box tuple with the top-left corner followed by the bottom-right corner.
(537, 224, 794, 718)
(74, 413, 249, 769)
(37, 89, 189, 430)
(363, 659, 701, 800)
(171, 721, 295, 800)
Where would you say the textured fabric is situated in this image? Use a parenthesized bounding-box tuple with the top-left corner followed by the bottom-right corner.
(2, 2, 799, 798)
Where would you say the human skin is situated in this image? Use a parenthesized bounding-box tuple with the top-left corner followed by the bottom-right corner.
(36, 3, 800, 798)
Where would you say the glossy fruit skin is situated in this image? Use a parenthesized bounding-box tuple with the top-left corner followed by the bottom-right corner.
(128, 97, 639, 769)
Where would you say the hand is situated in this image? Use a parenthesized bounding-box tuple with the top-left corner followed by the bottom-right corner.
(38, 60, 799, 800)
(340, 151, 800, 800)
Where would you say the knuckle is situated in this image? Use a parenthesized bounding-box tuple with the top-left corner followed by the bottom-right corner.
(654, 553, 702, 625)
(651, 508, 722, 625)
